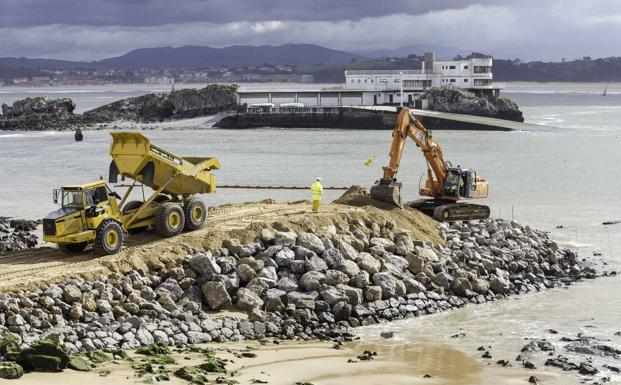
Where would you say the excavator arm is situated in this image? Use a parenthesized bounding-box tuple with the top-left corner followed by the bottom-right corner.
(371, 107, 447, 206)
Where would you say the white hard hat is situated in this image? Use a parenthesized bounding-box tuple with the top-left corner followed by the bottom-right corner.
(316, 177, 322, 181)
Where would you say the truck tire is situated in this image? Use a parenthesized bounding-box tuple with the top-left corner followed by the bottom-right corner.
(154, 195, 170, 203)
(94, 219, 124, 255)
(58, 242, 87, 253)
(184, 197, 207, 231)
(155, 202, 185, 237)
(122, 200, 143, 213)
(122, 200, 149, 234)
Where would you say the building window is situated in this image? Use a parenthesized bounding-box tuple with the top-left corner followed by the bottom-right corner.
(464, 79, 469, 82)
(394, 79, 400, 83)
(449, 65, 456, 69)
(370, 79, 374, 83)
(450, 79, 456, 83)
(364, 79, 367, 83)
(358, 79, 361, 83)
(464, 65, 469, 69)
(351, 79, 354, 83)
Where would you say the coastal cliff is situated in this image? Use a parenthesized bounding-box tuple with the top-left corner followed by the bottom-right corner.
(422, 88, 524, 122)
(84, 84, 238, 122)
(0, 85, 238, 131)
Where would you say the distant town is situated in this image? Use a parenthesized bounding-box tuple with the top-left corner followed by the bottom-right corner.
(1, 64, 315, 87)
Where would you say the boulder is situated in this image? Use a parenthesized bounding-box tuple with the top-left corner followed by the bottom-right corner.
(490, 275, 511, 294)
(236, 288, 264, 311)
(357, 252, 381, 274)
(336, 260, 361, 277)
(275, 231, 297, 247)
(305, 255, 328, 272)
(188, 252, 221, 275)
(299, 271, 326, 292)
(200, 281, 232, 310)
(156, 278, 184, 301)
(62, 285, 82, 304)
(0, 362, 23, 379)
(297, 232, 325, 255)
(372, 272, 398, 299)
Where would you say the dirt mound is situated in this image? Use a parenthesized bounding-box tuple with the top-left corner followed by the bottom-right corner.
(333, 185, 398, 210)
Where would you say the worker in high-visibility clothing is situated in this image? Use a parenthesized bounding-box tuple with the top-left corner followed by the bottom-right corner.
(310, 177, 324, 212)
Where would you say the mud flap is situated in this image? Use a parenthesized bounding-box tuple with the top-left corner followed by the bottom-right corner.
(108, 161, 119, 183)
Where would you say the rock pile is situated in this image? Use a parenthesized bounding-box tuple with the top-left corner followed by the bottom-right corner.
(0, 218, 594, 355)
(422, 88, 524, 122)
(0, 97, 81, 131)
(0, 217, 38, 253)
(84, 84, 238, 122)
(0, 85, 239, 131)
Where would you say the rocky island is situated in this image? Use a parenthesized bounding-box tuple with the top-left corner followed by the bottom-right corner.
(0, 84, 239, 131)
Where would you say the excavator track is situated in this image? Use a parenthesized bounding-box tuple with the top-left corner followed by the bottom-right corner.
(407, 199, 490, 222)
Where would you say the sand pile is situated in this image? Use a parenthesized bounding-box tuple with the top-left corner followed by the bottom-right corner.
(333, 185, 397, 210)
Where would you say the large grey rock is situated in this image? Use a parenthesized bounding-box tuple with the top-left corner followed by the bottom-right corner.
(277, 277, 299, 292)
(357, 252, 381, 274)
(451, 277, 472, 296)
(490, 275, 511, 294)
(274, 248, 295, 267)
(471, 278, 490, 294)
(434, 271, 453, 290)
(222, 238, 244, 255)
(236, 288, 264, 311)
(275, 231, 297, 247)
(403, 277, 426, 294)
(336, 260, 361, 277)
(415, 246, 439, 263)
(299, 271, 326, 291)
(297, 232, 325, 255)
(305, 255, 328, 272)
(338, 241, 359, 261)
(372, 272, 398, 299)
(322, 248, 344, 268)
(201, 281, 232, 310)
(188, 251, 221, 275)
(156, 278, 184, 301)
(405, 252, 425, 274)
(236, 264, 257, 283)
(63, 285, 82, 304)
(320, 287, 349, 306)
(370, 237, 396, 252)
(325, 270, 349, 286)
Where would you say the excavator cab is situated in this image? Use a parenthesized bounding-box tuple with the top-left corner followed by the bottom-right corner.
(443, 168, 477, 198)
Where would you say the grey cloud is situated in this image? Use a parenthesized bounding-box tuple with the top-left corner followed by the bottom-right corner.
(1, 1, 620, 61)
(0, 0, 505, 27)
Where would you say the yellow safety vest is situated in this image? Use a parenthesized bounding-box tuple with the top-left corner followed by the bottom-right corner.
(311, 181, 324, 200)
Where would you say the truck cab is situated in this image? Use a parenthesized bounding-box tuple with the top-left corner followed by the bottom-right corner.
(43, 181, 121, 253)
(443, 167, 477, 198)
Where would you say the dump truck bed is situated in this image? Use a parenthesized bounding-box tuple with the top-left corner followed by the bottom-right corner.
(109, 132, 220, 196)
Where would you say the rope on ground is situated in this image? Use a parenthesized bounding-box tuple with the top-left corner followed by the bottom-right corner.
(216, 185, 349, 190)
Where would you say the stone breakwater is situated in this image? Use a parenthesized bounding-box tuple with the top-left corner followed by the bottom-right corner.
(0, 218, 595, 355)
(0, 217, 38, 253)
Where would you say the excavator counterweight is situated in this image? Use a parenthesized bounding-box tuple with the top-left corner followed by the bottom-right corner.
(370, 107, 490, 222)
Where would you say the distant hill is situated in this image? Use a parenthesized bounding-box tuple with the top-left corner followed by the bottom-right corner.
(96, 44, 364, 69)
(0, 57, 97, 70)
(0, 44, 364, 71)
(352, 44, 473, 60)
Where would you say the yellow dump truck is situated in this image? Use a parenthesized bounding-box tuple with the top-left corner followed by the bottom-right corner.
(43, 132, 220, 255)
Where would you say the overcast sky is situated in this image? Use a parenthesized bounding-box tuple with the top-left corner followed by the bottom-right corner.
(0, 0, 619, 61)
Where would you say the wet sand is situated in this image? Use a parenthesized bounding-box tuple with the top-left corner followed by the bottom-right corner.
(4, 340, 573, 385)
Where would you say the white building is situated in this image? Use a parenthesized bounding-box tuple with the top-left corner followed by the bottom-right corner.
(237, 53, 501, 107)
(344, 54, 497, 105)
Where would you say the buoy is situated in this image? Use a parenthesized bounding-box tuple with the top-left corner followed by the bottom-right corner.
(364, 156, 374, 166)
(74, 129, 83, 142)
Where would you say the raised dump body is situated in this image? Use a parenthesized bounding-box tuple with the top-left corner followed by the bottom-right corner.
(108, 132, 220, 196)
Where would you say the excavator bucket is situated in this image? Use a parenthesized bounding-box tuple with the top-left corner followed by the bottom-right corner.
(370, 181, 403, 208)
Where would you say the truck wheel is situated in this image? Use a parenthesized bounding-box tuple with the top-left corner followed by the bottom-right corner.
(122, 200, 149, 234)
(122, 200, 143, 213)
(58, 242, 87, 253)
(94, 220, 124, 255)
(184, 197, 207, 231)
(155, 202, 185, 237)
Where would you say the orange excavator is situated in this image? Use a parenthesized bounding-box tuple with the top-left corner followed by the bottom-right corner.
(370, 107, 490, 221)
